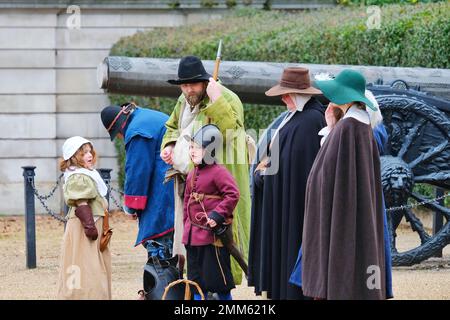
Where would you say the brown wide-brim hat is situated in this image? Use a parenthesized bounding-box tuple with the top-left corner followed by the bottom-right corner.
(265, 67, 322, 96)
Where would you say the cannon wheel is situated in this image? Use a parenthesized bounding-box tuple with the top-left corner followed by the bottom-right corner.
(377, 94, 450, 266)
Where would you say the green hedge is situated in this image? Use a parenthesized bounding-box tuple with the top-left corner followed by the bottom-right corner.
(108, 2, 449, 186)
(110, 3, 449, 67)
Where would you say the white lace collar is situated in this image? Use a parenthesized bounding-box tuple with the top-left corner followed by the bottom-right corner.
(343, 105, 370, 125)
(64, 167, 108, 197)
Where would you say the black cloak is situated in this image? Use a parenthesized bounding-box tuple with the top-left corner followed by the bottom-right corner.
(301, 117, 386, 300)
(248, 97, 326, 300)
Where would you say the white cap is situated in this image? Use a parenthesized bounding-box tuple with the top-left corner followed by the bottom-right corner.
(62, 136, 92, 160)
(365, 90, 382, 129)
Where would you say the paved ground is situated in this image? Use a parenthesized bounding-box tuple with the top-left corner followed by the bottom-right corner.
(0, 214, 449, 300)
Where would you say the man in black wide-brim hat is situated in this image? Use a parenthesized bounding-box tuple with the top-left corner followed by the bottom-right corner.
(160, 55, 251, 287)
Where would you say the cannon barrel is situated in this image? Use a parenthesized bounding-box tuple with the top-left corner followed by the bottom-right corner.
(98, 56, 450, 104)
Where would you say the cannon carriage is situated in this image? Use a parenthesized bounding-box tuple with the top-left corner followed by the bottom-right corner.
(369, 84, 450, 265)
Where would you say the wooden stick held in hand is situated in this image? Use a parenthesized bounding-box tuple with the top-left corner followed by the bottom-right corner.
(212, 39, 222, 81)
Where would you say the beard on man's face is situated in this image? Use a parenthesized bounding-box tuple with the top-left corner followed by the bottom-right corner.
(184, 88, 207, 107)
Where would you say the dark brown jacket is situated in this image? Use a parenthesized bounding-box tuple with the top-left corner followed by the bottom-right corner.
(302, 117, 386, 300)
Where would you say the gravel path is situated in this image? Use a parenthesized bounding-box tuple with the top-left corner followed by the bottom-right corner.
(0, 214, 448, 300)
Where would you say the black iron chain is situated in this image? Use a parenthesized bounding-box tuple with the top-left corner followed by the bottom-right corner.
(28, 173, 67, 223)
(29, 173, 64, 201)
(28, 175, 67, 223)
(32, 188, 68, 223)
(108, 185, 124, 211)
(28, 174, 126, 222)
(27, 171, 449, 218)
(110, 185, 124, 196)
(386, 193, 450, 212)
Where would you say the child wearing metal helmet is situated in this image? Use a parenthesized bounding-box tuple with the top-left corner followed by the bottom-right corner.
(56, 136, 112, 300)
(183, 124, 240, 300)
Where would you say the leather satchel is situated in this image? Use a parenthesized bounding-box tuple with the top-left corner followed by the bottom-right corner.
(100, 209, 113, 252)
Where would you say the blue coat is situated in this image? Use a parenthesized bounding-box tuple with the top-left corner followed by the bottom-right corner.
(289, 123, 393, 299)
(372, 123, 394, 299)
(123, 107, 174, 246)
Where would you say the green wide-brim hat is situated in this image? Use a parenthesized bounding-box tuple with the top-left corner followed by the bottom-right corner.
(314, 69, 377, 111)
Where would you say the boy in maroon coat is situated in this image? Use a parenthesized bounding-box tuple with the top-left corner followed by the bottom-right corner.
(183, 124, 240, 300)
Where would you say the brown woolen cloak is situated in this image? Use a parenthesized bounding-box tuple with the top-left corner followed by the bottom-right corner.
(301, 117, 386, 300)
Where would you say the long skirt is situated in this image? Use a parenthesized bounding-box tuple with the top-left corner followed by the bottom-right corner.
(56, 217, 112, 300)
